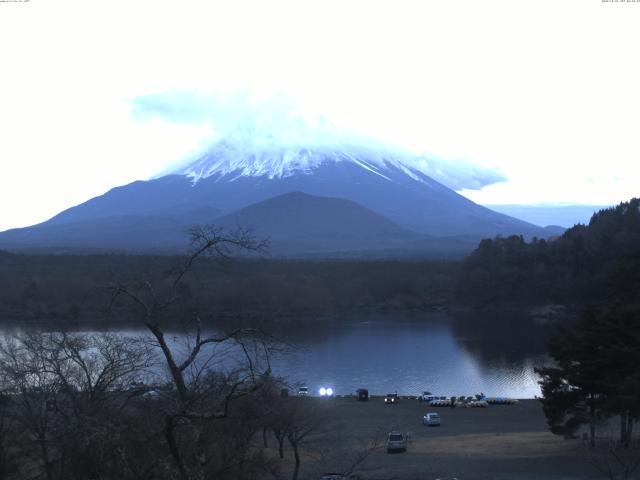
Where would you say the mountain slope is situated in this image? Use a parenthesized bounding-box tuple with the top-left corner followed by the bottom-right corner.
(36, 145, 547, 235)
(210, 192, 478, 256)
(176, 142, 544, 238)
(0, 142, 557, 255)
(214, 191, 414, 254)
(0, 207, 223, 252)
(217, 191, 407, 237)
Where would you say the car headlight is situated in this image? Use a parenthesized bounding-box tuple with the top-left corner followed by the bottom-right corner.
(319, 387, 326, 396)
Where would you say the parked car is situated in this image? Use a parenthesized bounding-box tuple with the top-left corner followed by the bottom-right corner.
(298, 386, 309, 397)
(356, 388, 369, 401)
(418, 391, 437, 402)
(386, 431, 407, 453)
(423, 412, 441, 426)
(384, 393, 399, 404)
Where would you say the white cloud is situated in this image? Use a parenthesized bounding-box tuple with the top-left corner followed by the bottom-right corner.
(132, 90, 507, 189)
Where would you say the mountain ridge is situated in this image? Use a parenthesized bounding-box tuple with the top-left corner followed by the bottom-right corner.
(0, 143, 562, 256)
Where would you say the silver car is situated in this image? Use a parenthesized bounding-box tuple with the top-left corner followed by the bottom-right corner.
(386, 431, 407, 453)
(423, 412, 441, 426)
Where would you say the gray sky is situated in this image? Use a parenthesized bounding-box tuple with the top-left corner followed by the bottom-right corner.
(1, 0, 639, 231)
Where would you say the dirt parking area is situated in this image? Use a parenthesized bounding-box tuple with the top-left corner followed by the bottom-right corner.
(292, 397, 601, 480)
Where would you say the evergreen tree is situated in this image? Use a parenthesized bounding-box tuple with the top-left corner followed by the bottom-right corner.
(537, 305, 640, 446)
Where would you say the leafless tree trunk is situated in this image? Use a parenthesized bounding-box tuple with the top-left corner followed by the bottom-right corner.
(287, 432, 301, 480)
(108, 225, 272, 480)
(589, 395, 597, 448)
(274, 428, 286, 459)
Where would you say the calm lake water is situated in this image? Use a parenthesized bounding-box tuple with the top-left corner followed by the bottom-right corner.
(268, 312, 550, 399)
(1, 311, 551, 399)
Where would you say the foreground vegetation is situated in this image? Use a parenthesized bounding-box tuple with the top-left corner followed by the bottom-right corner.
(0, 328, 348, 480)
(0, 228, 371, 480)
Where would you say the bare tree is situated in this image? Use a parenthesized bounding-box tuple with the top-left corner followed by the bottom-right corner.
(267, 398, 335, 480)
(313, 432, 383, 480)
(108, 225, 275, 480)
(0, 226, 280, 480)
(0, 331, 155, 480)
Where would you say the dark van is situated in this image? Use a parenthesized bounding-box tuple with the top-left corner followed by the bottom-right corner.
(357, 388, 369, 401)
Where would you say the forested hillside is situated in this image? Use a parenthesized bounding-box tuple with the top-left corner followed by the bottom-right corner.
(458, 198, 640, 308)
(0, 253, 457, 324)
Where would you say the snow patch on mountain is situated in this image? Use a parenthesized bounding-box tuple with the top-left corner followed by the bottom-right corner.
(178, 138, 440, 185)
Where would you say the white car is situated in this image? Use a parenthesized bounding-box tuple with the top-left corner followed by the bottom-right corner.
(423, 412, 441, 426)
(418, 391, 437, 402)
(298, 386, 309, 396)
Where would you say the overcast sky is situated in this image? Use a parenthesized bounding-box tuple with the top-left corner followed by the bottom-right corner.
(1, 0, 639, 232)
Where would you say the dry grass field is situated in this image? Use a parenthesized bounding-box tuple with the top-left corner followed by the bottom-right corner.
(271, 398, 604, 480)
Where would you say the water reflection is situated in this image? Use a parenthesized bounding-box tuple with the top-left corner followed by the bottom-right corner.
(0, 311, 551, 398)
(269, 312, 550, 398)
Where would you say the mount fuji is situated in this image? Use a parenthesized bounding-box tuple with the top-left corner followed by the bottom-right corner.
(0, 140, 562, 256)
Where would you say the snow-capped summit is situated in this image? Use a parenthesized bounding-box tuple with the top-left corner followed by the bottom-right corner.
(178, 138, 433, 186)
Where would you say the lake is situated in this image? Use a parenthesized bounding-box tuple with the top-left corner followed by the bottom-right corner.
(0, 310, 551, 399)
(268, 311, 550, 398)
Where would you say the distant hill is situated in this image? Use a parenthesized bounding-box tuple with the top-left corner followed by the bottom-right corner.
(213, 192, 478, 256)
(215, 191, 409, 252)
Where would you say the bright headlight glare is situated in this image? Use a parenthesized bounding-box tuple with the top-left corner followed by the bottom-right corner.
(326, 387, 333, 396)
(319, 387, 326, 396)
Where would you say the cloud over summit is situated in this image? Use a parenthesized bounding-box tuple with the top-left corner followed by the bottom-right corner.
(131, 91, 506, 191)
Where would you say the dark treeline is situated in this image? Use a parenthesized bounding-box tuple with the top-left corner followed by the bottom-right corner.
(0, 251, 458, 325)
(458, 198, 640, 308)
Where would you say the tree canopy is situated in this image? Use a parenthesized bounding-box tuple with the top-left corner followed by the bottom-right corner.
(458, 198, 640, 307)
